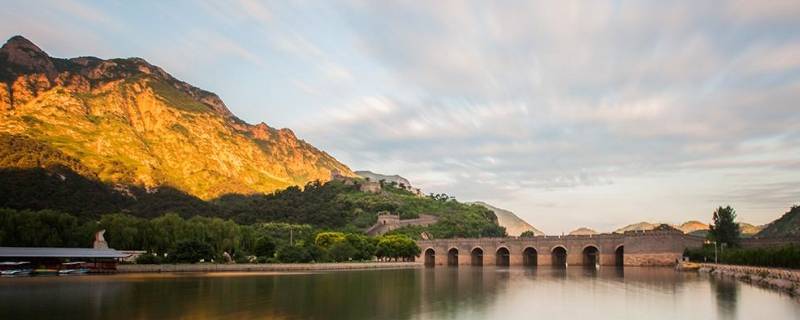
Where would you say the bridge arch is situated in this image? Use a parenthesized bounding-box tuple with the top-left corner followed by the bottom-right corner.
(496, 247, 510, 266)
(522, 247, 538, 266)
(424, 248, 435, 267)
(551, 246, 567, 267)
(471, 247, 484, 266)
(614, 244, 624, 266)
(447, 247, 459, 266)
(582, 245, 600, 266)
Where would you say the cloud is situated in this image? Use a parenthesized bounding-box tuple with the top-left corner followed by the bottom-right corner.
(292, 1, 800, 232)
(4, 1, 798, 232)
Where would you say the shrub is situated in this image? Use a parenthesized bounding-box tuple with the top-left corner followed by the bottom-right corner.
(135, 253, 163, 264)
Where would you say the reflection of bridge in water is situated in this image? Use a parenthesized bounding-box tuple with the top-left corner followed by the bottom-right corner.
(417, 229, 705, 267)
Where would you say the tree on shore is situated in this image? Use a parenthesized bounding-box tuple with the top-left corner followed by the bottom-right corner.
(709, 206, 741, 247)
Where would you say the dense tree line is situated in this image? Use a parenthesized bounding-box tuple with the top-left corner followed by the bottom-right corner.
(0, 208, 420, 264)
(684, 245, 800, 269)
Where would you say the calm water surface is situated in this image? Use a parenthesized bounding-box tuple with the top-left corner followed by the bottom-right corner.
(1, 267, 798, 319)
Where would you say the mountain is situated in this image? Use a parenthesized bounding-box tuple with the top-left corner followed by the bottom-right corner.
(678, 220, 709, 234)
(355, 171, 412, 187)
(614, 222, 658, 233)
(472, 202, 544, 236)
(738, 223, 764, 236)
(0, 36, 353, 200)
(756, 206, 800, 238)
(616, 220, 761, 236)
(569, 227, 597, 236)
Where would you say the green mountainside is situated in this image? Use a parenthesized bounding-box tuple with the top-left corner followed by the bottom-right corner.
(756, 206, 800, 238)
(0, 35, 354, 200)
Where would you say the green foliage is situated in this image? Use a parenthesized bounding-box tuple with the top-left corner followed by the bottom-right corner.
(169, 239, 215, 263)
(315, 232, 347, 248)
(375, 235, 420, 261)
(0, 208, 420, 264)
(327, 241, 357, 262)
(0, 208, 94, 247)
(345, 233, 377, 261)
(148, 78, 210, 112)
(685, 245, 800, 269)
(135, 253, 163, 264)
(709, 206, 741, 247)
(520, 230, 536, 238)
(756, 205, 800, 238)
(276, 245, 312, 263)
(721, 245, 800, 269)
(253, 237, 275, 259)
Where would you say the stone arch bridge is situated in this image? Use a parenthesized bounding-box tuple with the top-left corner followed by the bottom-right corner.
(416, 230, 704, 267)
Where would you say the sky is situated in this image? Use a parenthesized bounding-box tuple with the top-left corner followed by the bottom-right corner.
(2, 1, 800, 234)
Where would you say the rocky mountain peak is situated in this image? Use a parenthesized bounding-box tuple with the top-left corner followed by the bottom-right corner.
(0, 35, 57, 80)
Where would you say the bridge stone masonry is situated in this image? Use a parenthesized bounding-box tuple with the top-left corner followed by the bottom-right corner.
(416, 229, 705, 267)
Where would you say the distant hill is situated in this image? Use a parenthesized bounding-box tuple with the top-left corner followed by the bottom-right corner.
(614, 222, 658, 233)
(739, 223, 764, 236)
(678, 221, 709, 234)
(756, 206, 800, 238)
(616, 220, 761, 236)
(569, 227, 597, 236)
(472, 202, 544, 236)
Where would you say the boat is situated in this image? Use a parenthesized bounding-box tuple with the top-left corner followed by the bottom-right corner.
(0, 261, 33, 276)
(58, 261, 89, 275)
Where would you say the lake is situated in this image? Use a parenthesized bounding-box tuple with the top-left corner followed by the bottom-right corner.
(1, 267, 798, 319)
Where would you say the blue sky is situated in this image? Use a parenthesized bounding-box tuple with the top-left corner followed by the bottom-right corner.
(3, 0, 800, 233)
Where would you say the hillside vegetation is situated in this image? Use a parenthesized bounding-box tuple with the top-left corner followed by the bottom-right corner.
(756, 205, 800, 238)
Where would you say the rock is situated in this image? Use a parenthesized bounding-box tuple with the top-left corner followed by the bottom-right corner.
(767, 278, 795, 291)
(698, 267, 712, 273)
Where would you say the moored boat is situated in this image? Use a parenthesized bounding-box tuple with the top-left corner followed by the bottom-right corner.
(58, 261, 89, 275)
(0, 261, 33, 276)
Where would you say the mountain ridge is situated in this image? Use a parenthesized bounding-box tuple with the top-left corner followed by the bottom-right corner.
(0, 35, 354, 199)
(471, 201, 544, 236)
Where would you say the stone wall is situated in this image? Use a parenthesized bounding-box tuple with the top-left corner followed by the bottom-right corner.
(417, 231, 704, 267)
(698, 263, 800, 295)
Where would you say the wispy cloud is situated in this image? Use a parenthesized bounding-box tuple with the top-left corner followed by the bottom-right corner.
(3, 0, 799, 232)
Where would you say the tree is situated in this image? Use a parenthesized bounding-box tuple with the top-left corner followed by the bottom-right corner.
(709, 206, 741, 247)
(169, 239, 215, 263)
(315, 232, 346, 248)
(276, 245, 312, 263)
(376, 235, 419, 261)
(253, 236, 276, 259)
(345, 233, 376, 261)
(327, 241, 357, 262)
(519, 230, 536, 238)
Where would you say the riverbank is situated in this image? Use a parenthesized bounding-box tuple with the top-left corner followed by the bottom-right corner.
(696, 263, 800, 296)
(117, 261, 421, 273)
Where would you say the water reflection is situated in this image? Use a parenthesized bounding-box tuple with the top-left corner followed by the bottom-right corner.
(711, 277, 740, 319)
(0, 267, 796, 320)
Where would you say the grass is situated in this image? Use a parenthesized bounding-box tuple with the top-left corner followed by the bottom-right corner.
(149, 79, 210, 113)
